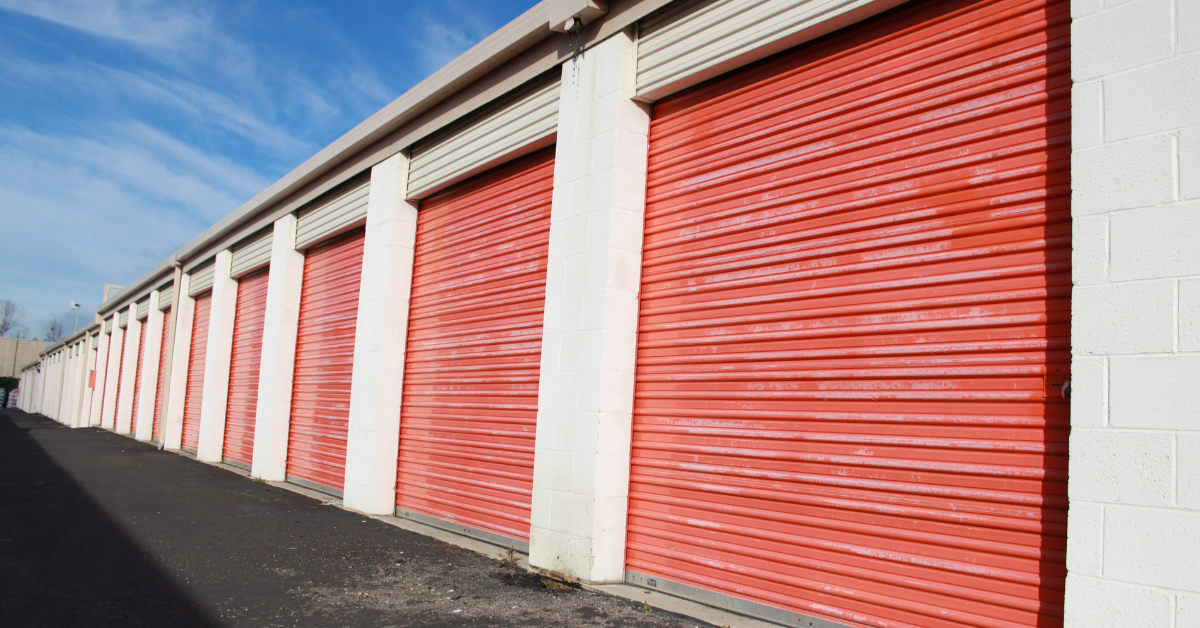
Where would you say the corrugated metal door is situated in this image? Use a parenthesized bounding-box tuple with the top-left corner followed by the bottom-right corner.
(223, 268, 269, 467)
(395, 149, 554, 542)
(287, 228, 365, 493)
(625, 0, 1070, 627)
(182, 293, 212, 452)
(152, 307, 172, 442)
(130, 322, 147, 435)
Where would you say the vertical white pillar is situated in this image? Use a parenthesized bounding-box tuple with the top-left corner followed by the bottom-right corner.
(56, 351, 68, 421)
(47, 352, 59, 421)
(116, 304, 141, 435)
(30, 360, 41, 414)
(343, 153, 419, 514)
(42, 353, 57, 421)
(60, 347, 74, 424)
(73, 335, 92, 427)
(163, 274, 195, 450)
(100, 315, 124, 430)
(58, 349, 70, 422)
(250, 215, 306, 481)
(81, 333, 100, 426)
(134, 291, 165, 441)
(197, 250, 239, 462)
(60, 347, 73, 424)
(528, 28, 650, 584)
(31, 367, 40, 412)
(61, 346, 73, 424)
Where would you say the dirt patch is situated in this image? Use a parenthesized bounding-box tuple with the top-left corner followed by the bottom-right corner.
(292, 539, 712, 627)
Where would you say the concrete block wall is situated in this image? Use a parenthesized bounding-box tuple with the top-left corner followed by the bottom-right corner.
(197, 250, 240, 463)
(134, 292, 166, 441)
(250, 215, 305, 482)
(79, 334, 100, 427)
(529, 28, 650, 584)
(163, 275, 195, 450)
(99, 317, 123, 430)
(342, 153, 418, 515)
(115, 305, 141, 435)
(1067, 0, 1200, 624)
(88, 327, 110, 427)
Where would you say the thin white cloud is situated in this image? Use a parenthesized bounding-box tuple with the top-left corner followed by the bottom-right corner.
(0, 56, 312, 156)
(0, 0, 211, 49)
(113, 70, 314, 155)
(0, 122, 270, 322)
(412, 1, 498, 73)
(0, 0, 530, 328)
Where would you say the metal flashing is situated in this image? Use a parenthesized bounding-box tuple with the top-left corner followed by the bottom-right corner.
(625, 571, 846, 628)
(394, 508, 530, 553)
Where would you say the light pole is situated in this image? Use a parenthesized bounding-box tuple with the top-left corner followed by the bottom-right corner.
(70, 301, 80, 334)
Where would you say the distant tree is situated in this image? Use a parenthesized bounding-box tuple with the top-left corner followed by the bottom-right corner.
(40, 315, 67, 343)
(0, 300, 26, 338)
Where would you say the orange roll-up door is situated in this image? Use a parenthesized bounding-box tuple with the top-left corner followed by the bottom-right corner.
(395, 149, 553, 542)
(626, 0, 1070, 627)
(287, 228, 365, 493)
(223, 269, 269, 467)
(182, 293, 212, 452)
(130, 322, 147, 435)
(152, 307, 171, 442)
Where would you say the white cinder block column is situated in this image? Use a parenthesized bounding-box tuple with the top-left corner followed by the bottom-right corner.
(30, 361, 41, 414)
(69, 337, 86, 427)
(134, 291, 165, 441)
(85, 329, 107, 427)
(99, 315, 124, 430)
(41, 356, 53, 419)
(1066, 0, 1200, 625)
(163, 274, 195, 451)
(76, 340, 90, 426)
(343, 153, 419, 514)
(31, 366, 42, 414)
(115, 304, 141, 435)
(528, 28, 650, 584)
(44, 353, 59, 421)
(58, 351, 70, 422)
(197, 250, 239, 462)
(77, 335, 95, 427)
(53, 352, 66, 422)
(58, 353, 68, 419)
(250, 215, 306, 481)
(62, 347, 76, 425)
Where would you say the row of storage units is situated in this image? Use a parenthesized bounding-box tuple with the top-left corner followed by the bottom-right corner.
(17, 0, 1075, 626)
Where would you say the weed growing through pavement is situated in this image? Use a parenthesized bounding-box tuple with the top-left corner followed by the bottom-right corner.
(497, 548, 520, 569)
(251, 477, 266, 484)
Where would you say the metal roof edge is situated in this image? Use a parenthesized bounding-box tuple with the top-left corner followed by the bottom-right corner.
(97, 257, 176, 316)
(37, 322, 99, 358)
(99, 0, 677, 312)
(169, 1, 554, 268)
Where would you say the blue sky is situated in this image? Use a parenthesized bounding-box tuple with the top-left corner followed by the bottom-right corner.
(0, 0, 534, 338)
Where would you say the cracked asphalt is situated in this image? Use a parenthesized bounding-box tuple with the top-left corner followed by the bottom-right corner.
(0, 408, 715, 628)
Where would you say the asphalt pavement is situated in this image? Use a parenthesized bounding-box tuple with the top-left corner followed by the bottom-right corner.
(0, 408, 717, 628)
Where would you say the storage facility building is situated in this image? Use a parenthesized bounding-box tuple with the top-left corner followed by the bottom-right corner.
(17, 0, 1200, 626)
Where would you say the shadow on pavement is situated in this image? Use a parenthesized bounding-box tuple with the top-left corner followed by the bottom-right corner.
(0, 408, 219, 628)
